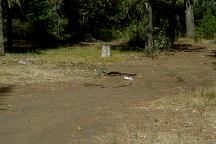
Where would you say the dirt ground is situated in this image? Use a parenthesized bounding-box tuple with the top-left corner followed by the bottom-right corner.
(0, 43, 216, 144)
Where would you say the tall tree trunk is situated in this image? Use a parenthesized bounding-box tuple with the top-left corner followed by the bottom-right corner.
(145, 1, 153, 49)
(0, 0, 4, 55)
(169, 0, 177, 44)
(7, 8, 13, 51)
(185, 0, 195, 38)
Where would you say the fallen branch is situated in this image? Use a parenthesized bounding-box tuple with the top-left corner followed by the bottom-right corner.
(103, 71, 137, 77)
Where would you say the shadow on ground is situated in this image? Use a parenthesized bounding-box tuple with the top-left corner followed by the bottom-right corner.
(111, 42, 207, 53)
(212, 62, 216, 70)
(172, 44, 205, 52)
(211, 50, 216, 70)
(7, 40, 207, 54)
(208, 50, 216, 58)
(0, 85, 13, 111)
(6, 40, 99, 54)
(5, 39, 60, 54)
(111, 42, 145, 52)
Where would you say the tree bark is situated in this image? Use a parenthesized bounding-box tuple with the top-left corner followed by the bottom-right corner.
(7, 7, 13, 51)
(0, 0, 4, 55)
(185, 0, 195, 38)
(145, 2, 153, 49)
(169, 0, 177, 44)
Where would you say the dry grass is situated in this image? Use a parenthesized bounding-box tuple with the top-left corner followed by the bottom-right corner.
(0, 43, 141, 85)
(151, 87, 216, 110)
(177, 37, 216, 45)
(145, 88, 216, 144)
(176, 38, 195, 44)
(102, 131, 212, 144)
(101, 88, 216, 144)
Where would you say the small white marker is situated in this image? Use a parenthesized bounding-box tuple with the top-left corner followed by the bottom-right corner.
(123, 76, 133, 80)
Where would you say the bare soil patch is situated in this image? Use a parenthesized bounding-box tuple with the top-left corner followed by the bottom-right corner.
(0, 42, 216, 144)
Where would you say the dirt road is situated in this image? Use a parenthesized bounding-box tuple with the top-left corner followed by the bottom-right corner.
(0, 44, 216, 144)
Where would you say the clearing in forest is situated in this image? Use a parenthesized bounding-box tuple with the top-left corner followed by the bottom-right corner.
(0, 41, 216, 144)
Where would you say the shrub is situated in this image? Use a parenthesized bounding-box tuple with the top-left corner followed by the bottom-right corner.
(153, 19, 171, 51)
(199, 9, 216, 39)
(194, 27, 204, 42)
(153, 27, 171, 51)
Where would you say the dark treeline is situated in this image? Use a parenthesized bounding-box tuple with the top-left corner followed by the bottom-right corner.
(0, 0, 215, 55)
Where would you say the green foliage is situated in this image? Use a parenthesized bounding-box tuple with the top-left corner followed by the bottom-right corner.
(152, 19, 171, 53)
(5, 0, 215, 51)
(129, 21, 147, 48)
(143, 24, 172, 55)
(194, 27, 204, 42)
(6, 0, 21, 8)
(194, 0, 216, 22)
(22, 0, 66, 42)
(200, 9, 216, 39)
(98, 27, 123, 42)
(194, 0, 216, 40)
(195, 9, 216, 40)
(153, 27, 171, 51)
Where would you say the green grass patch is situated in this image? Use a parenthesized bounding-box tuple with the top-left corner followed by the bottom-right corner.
(0, 43, 141, 84)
